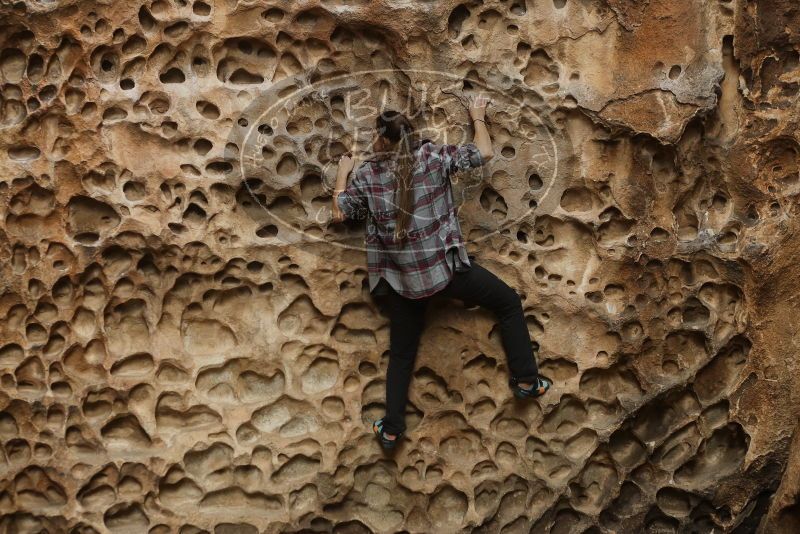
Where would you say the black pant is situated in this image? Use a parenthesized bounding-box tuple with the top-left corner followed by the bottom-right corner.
(378, 261, 540, 435)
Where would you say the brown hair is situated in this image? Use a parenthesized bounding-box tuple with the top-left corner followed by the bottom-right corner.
(376, 110, 415, 242)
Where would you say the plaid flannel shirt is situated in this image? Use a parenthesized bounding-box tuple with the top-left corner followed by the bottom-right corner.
(337, 140, 485, 299)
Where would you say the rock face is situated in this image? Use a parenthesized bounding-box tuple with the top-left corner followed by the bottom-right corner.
(0, 0, 799, 532)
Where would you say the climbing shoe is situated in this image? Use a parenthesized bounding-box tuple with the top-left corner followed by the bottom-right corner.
(512, 375, 552, 399)
(372, 418, 402, 450)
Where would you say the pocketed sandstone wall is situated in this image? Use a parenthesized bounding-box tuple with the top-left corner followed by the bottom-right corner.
(0, 0, 798, 532)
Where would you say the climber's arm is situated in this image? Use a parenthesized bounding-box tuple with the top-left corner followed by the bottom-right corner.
(331, 154, 353, 223)
(332, 153, 367, 222)
(469, 94, 493, 162)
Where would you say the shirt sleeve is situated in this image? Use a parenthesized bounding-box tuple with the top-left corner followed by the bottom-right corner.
(425, 142, 485, 181)
(336, 164, 369, 220)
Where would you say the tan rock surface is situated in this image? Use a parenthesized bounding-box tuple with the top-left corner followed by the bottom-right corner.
(0, 0, 799, 532)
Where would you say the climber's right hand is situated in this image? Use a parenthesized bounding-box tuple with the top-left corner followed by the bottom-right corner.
(338, 152, 356, 176)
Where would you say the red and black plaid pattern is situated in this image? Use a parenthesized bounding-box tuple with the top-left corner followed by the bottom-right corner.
(337, 141, 485, 299)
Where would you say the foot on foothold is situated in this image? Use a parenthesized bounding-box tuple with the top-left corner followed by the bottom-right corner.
(513, 375, 552, 399)
(372, 418, 402, 449)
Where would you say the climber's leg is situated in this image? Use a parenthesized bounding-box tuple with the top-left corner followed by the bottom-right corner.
(381, 286, 429, 437)
(438, 261, 540, 386)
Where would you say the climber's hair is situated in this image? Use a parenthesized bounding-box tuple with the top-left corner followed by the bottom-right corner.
(376, 110, 415, 243)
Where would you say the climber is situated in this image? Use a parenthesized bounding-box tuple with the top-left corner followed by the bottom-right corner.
(331, 95, 551, 450)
